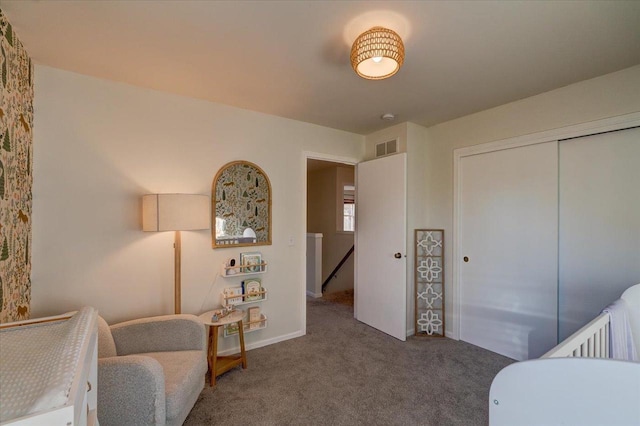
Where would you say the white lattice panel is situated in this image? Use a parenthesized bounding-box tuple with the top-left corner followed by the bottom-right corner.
(415, 230, 445, 337)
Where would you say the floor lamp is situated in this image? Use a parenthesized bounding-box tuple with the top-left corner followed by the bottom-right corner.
(142, 194, 209, 314)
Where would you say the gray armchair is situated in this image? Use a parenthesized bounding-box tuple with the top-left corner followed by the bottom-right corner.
(97, 314, 207, 426)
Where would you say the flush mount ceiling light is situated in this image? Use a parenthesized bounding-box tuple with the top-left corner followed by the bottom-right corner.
(350, 27, 405, 80)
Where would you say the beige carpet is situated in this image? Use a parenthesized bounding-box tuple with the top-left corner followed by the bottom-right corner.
(185, 297, 513, 425)
(322, 289, 354, 307)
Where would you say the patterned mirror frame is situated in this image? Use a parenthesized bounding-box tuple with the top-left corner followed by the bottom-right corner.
(415, 229, 445, 337)
(212, 161, 272, 248)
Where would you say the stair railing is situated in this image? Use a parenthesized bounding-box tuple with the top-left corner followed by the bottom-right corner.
(321, 245, 354, 293)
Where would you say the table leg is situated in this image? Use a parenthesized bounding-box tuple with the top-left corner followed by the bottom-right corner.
(210, 325, 219, 386)
(238, 320, 247, 369)
(206, 326, 213, 373)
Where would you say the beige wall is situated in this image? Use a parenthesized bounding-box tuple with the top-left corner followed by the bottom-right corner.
(307, 165, 354, 294)
(31, 65, 364, 352)
(363, 122, 407, 161)
(405, 123, 429, 333)
(423, 64, 640, 336)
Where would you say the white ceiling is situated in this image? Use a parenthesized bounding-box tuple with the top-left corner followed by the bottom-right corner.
(2, 1, 639, 135)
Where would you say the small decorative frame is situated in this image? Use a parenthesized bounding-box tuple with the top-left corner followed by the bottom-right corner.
(415, 229, 445, 337)
(240, 252, 262, 273)
(223, 286, 243, 306)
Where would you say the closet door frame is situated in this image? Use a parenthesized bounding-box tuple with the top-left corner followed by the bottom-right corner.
(451, 112, 640, 340)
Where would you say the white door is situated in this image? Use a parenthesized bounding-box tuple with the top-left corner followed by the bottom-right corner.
(355, 153, 407, 341)
(459, 142, 558, 360)
(559, 127, 640, 340)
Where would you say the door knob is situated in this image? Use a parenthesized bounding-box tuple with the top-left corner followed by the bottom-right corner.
(394, 253, 402, 259)
(463, 256, 469, 262)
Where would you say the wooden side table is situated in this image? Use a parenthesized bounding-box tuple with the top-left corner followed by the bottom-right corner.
(198, 309, 247, 386)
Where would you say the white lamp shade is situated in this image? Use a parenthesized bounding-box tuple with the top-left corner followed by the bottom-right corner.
(356, 57, 399, 79)
(142, 194, 209, 231)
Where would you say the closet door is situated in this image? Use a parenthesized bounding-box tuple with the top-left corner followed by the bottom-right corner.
(459, 141, 558, 360)
(559, 127, 640, 340)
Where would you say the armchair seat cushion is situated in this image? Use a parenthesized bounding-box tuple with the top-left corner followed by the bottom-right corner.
(139, 350, 207, 422)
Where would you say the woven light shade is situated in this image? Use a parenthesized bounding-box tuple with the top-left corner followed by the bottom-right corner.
(350, 27, 405, 80)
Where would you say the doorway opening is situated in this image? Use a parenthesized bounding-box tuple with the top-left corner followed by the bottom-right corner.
(306, 159, 356, 311)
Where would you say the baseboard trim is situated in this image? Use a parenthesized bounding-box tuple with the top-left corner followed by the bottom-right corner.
(410, 328, 455, 339)
(217, 329, 306, 356)
(306, 290, 322, 298)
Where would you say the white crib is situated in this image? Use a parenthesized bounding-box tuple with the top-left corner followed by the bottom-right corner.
(542, 283, 640, 359)
(489, 284, 640, 426)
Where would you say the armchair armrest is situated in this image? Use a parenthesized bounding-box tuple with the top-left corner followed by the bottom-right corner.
(111, 314, 205, 356)
(98, 355, 166, 426)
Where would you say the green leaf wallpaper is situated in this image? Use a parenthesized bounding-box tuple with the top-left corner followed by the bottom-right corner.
(0, 9, 33, 323)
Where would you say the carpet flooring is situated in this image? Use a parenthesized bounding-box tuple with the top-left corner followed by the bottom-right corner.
(184, 297, 514, 426)
(321, 289, 354, 307)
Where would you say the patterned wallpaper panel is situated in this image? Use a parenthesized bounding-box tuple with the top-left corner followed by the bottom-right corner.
(0, 9, 33, 323)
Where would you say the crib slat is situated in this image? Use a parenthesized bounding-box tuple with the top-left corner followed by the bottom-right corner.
(541, 312, 611, 358)
(604, 323, 611, 358)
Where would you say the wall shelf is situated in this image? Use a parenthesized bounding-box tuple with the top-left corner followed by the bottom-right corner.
(223, 314, 267, 338)
(220, 252, 268, 337)
(220, 262, 267, 278)
(221, 289, 268, 307)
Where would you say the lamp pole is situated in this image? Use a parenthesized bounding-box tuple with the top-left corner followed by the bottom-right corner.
(174, 230, 182, 314)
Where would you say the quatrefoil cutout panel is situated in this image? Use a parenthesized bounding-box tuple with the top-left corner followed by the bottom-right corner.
(417, 311, 442, 335)
(415, 229, 445, 337)
(417, 231, 443, 256)
(417, 257, 442, 282)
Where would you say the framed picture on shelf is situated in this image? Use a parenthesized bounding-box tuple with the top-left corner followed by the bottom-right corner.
(240, 252, 262, 273)
(225, 321, 240, 335)
(242, 279, 262, 301)
(223, 286, 243, 306)
(248, 306, 261, 330)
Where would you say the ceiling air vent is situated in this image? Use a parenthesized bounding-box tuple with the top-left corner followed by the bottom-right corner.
(375, 139, 398, 158)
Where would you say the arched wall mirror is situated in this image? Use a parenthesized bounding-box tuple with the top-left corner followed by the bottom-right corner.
(212, 161, 272, 248)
